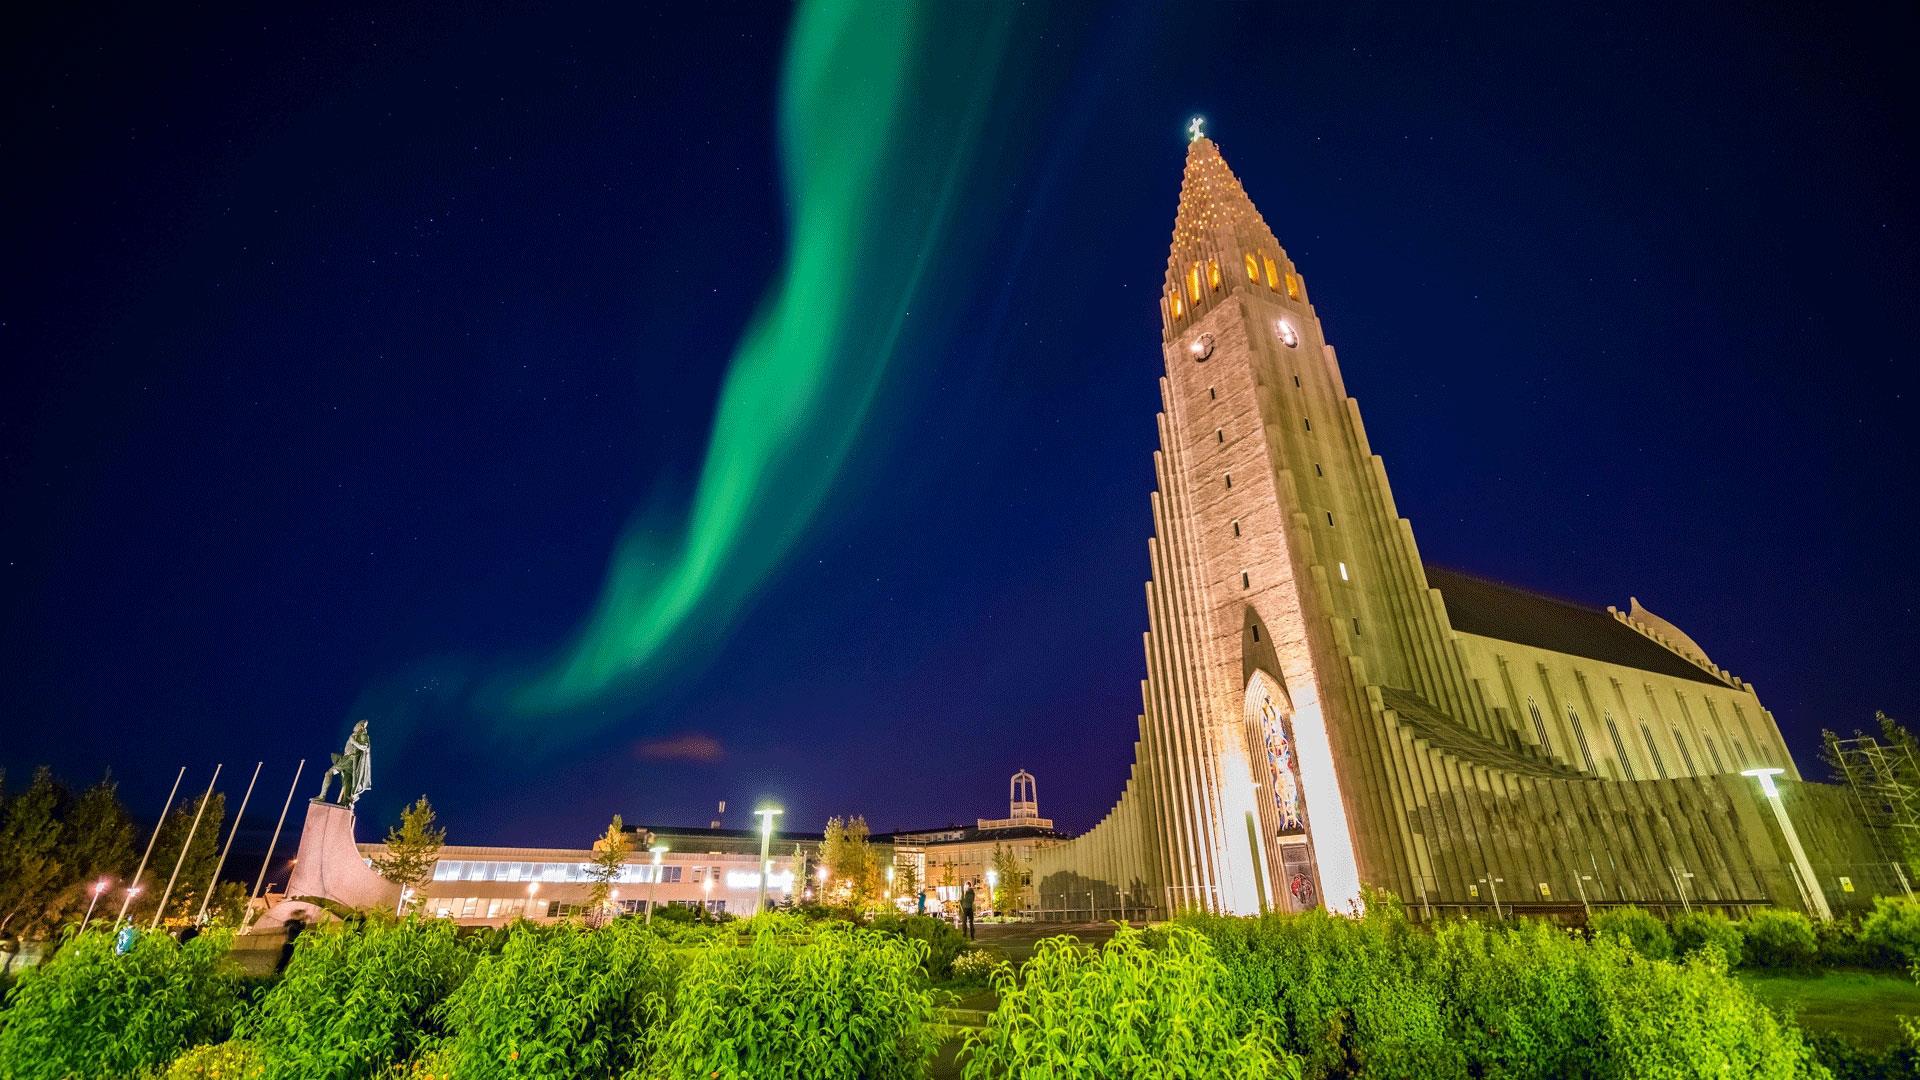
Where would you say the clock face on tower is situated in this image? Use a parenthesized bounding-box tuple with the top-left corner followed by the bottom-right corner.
(1275, 319, 1299, 348)
(1189, 332, 1215, 361)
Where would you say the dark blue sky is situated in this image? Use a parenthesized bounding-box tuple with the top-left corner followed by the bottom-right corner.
(4, 3, 1914, 849)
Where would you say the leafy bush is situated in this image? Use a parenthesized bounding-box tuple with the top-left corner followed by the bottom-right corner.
(1591, 942, 1824, 1078)
(1671, 910, 1744, 967)
(1186, 908, 1459, 1079)
(948, 948, 1005, 986)
(163, 1039, 269, 1079)
(0, 928, 240, 1080)
(1859, 897, 1920, 967)
(654, 918, 937, 1080)
(1589, 906, 1672, 960)
(964, 925, 1296, 1080)
(1803, 1029, 1917, 1080)
(434, 918, 676, 1079)
(240, 917, 474, 1080)
(1743, 908, 1819, 970)
(870, 911, 968, 980)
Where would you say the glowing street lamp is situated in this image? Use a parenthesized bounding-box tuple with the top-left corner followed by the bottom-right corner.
(1742, 768, 1833, 920)
(81, 878, 112, 933)
(646, 844, 669, 924)
(885, 865, 895, 899)
(985, 868, 1000, 914)
(753, 806, 783, 915)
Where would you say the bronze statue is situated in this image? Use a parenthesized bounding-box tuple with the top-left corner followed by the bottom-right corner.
(318, 720, 373, 807)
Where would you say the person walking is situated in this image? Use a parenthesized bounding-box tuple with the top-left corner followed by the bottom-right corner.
(960, 880, 977, 940)
(916, 887, 927, 916)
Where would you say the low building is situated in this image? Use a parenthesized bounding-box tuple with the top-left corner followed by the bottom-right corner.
(890, 771, 1067, 913)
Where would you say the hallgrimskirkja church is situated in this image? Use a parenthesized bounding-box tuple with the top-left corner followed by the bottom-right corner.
(1031, 129, 1892, 921)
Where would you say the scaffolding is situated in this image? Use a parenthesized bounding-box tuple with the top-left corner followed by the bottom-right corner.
(1830, 728, 1920, 892)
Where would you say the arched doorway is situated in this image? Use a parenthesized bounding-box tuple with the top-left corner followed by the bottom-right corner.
(1244, 671, 1319, 911)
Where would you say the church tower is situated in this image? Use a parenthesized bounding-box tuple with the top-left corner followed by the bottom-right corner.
(1030, 124, 1887, 920)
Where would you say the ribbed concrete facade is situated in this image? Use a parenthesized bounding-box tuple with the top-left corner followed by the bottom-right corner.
(1032, 136, 1894, 920)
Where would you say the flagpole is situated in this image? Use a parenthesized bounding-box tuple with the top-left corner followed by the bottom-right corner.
(251, 759, 305, 904)
(197, 761, 261, 924)
(116, 766, 185, 925)
(151, 764, 221, 929)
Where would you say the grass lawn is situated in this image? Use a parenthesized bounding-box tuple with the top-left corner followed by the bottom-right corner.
(1738, 969, 1920, 1049)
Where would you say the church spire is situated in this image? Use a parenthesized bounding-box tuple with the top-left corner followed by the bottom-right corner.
(1160, 128, 1306, 340)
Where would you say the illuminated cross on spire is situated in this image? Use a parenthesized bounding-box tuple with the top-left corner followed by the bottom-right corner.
(1188, 115, 1206, 142)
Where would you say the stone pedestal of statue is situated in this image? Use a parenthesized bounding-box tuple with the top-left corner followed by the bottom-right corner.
(251, 799, 400, 931)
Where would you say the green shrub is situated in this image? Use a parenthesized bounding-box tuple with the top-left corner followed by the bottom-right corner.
(434, 918, 675, 1079)
(0, 928, 240, 1080)
(963, 925, 1296, 1080)
(240, 917, 474, 1080)
(1590, 942, 1824, 1078)
(1185, 908, 1460, 1079)
(1859, 897, 1920, 967)
(870, 911, 968, 980)
(654, 918, 936, 1080)
(947, 948, 1005, 986)
(1671, 910, 1744, 966)
(1743, 908, 1819, 970)
(1589, 906, 1672, 960)
(163, 1039, 269, 1079)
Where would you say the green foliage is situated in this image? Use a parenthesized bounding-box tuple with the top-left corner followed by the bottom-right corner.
(1185, 907, 1459, 1079)
(0, 768, 66, 937)
(1802, 1030, 1916, 1080)
(1671, 910, 1745, 967)
(654, 917, 937, 1080)
(240, 917, 474, 1080)
(988, 844, 1027, 914)
(1858, 897, 1920, 967)
(1593, 944, 1825, 1078)
(1589, 905, 1672, 960)
(435, 918, 675, 1080)
(963, 924, 1297, 1080)
(370, 797, 446, 911)
(0, 927, 240, 1080)
(163, 1039, 269, 1079)
(139, 791, 227, 927)
(870, 911, 968, 980)
(1745, 908, 1820, 970)
(820, 815, 884, 908)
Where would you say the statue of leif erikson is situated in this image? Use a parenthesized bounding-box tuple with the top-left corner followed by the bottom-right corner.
(318, 719, 373, 808)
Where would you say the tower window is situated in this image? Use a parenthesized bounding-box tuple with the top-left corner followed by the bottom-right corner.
(1338, 561, 1349, 581)
(1188, 264, 1202, 302)
(1232, 520, 1241, 537)
(1313, 463, 1323, 477)
(1251, 625, 1261, 642)
(1284, 271, 1300, 299)
(1208, 386, 1216, 401)
(1293, 374, 1301, 388)
(1325, 511, 1335, 527)
(1569, 707, 1598, 773)
(1351, 617, 1362, 635)
(1244, 252, 1259, 281)
(1303, 417, 1312, 432)
(1241, 571, 1250, 589)
(1527, 698, 1555, 757)
(1225, 473, 1232, 489)
(1640, 723, 1668, 779)
(1170, 293, 1184, 318)
(1216, 428, 1224, 444)
(1704, 735, 1725, 773)
(1264, 255, 1280, 290)
(1207, 260, 1222, 290)
(1672, 727, 1697, 774)
(1605, 712, 1635, 781)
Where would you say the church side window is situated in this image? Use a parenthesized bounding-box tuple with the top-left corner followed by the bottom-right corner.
(1241, 571, 1250, 589)
(1672, 728, 1698, 774)
(1527, 698, 1555, 757)
(1568, 707, 1598, 773)
(1245, 252, 1259, 281)
(1704, 735, 1726, 773)
(1640, 722, 1668, 779)
(1264, 255, 1280, 289)
(1605, 712, 1636, 780)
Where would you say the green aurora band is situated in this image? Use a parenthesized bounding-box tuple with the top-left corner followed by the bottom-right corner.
(488, 1, 1027, 732)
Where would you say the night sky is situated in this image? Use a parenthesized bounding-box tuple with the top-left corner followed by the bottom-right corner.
(4, 3, 1915, 853)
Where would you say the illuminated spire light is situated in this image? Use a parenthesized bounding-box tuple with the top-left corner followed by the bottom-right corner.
(1188, 115, 1206, 142)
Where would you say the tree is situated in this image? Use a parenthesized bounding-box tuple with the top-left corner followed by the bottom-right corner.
(0, 768, 66, 934)
(584, 815, 633, 917)
(894, 858, 919, 899)
(990, 844, 1029, 914)
(821, 816, 883, 908)
(371, 796, 445, 912)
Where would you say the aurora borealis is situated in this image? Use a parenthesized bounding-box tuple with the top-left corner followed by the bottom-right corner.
(4, 3, 1914, 843)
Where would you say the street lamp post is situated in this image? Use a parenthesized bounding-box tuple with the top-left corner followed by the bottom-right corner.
(81, 878, 111, 933)
(1742, 768, 1833, 920)
(646, 844, 668, 924)
(986, 868, 999, 917)
(753, 806, 782, 916)
(1478, 874, 1504, 920)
